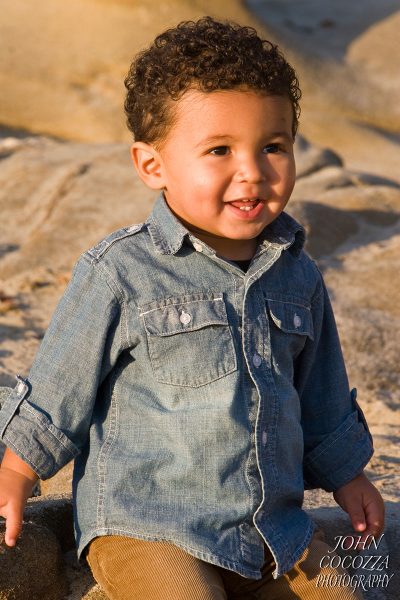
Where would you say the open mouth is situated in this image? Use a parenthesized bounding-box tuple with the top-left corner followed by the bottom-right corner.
(226, 198, 264, 218)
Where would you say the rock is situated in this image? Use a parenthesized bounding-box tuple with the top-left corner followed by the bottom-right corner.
(0, 521, 67, 600)
(288, 200, 359, 258)
(24, 495, 75, 552)
(0, 137, 156, 283)
(295, 135, 343, 178)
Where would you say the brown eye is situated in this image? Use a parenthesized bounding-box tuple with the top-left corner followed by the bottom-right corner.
(210, 146, 230, 156)
(263, 144, 280, 154)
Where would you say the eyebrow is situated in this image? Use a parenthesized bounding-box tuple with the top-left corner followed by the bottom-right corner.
(196, 131, 293, 149)
(195, 135, 234, 149)
(268, 131, 294, 141)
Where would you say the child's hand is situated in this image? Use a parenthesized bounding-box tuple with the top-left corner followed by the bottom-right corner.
(333, 471, 385, 547)
(0, 448, 38, 547)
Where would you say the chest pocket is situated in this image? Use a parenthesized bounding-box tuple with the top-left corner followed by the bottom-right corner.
(141, 293, 237, 387)
(266, 299, 314, 360)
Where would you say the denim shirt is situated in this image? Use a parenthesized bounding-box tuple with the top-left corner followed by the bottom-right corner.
(0, 194, 373, 579)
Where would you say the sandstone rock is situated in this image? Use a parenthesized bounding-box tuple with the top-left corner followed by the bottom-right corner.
(0, 522, 67, 600)
(24, 495, 75, 552)
(295, 135, 343, 178)
(288, 200, 359, 258)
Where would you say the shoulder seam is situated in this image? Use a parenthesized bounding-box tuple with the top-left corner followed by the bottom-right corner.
(85, 223, 145, 261)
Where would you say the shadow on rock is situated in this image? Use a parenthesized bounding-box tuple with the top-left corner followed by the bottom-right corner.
(288, 201, 400, 259)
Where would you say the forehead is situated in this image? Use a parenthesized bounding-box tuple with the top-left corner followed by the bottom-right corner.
(168, 89, 293, 139)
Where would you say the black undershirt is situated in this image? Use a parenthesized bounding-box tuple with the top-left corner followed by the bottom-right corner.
(234, 259, 251, 272)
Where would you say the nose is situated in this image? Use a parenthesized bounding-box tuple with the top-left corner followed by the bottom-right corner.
(233, 153, 267, 184)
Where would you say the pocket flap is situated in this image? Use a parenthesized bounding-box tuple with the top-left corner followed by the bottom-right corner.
(267, 299, 314, 340)
(142, 294, 229, 336)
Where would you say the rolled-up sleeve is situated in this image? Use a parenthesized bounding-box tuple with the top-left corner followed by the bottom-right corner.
(294, 270, 373, 492)
(0, 254, 128, 479)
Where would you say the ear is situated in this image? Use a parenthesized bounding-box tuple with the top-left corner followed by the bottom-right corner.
(130, 142, 165, 190)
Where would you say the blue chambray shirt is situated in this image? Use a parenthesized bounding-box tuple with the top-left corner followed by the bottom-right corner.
(0, 193, 373, 579)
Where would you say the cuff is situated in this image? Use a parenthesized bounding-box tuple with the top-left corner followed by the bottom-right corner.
(0, 379, 80, 479)
(303, 400, 374, 492)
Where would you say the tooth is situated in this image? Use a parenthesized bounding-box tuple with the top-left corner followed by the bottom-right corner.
(239, 206, 252, 211)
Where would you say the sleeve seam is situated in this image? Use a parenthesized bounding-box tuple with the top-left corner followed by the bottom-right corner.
(94, 260, 132, 350)
(23, 403, 79, 457)
(305, 417, 356, 464)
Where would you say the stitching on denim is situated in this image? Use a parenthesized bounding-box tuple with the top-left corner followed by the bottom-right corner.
(96, 372, 119, 527)
(86, 225, 144, 260)
(121, 292, 129, 349)
(284, 520, 315, 574)
(144, 319, 229, 337)
(306, 415, 356, 463)
(260, 514, 293, 575)
(22, 403, 78, 457)
(308, 445, 373, 491)
(310, 270, 325, 307)
(140, 296, 223, 316)
(96, 260, 132, 349)
(80, 528, 262, 579)
(148, 214, 171, 253)
(97, 261, 124, 301)
(266, 298, 312, 311)
(248, 248, 281, 284)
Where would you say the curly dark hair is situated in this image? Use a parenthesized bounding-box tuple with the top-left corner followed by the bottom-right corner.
(124, 16, 301, 147)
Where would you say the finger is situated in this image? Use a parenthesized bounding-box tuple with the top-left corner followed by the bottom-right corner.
(364, 498, 385, 537)
(354, 503, 385, 549)
(345, 499, 367, 533)
(4, 505, 23, 547)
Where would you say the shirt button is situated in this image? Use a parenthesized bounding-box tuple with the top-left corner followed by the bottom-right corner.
(179, 310, 192, 325)
(252, 353, 262, 368)
(261, 431, 267, 446)
(193, 242, 203, 252)
(293, 314, 302, 328)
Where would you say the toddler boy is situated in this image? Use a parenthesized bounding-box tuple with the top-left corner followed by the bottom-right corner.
(0, 16, 384, 600)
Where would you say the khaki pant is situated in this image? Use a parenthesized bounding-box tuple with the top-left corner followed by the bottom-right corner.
(87, 531, 363, 600)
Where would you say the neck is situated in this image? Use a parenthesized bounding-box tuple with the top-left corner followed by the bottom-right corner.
(181, 220, 257, 261)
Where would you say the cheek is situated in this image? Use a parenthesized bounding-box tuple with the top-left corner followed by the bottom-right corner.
(281, 161, 296, 195)
(191, 169, 223, 192)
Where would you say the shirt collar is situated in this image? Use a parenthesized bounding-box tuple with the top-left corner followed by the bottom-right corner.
(147, 193, 190, 255)
(147, 192, 305, 257)
(257, 210, 306, 257)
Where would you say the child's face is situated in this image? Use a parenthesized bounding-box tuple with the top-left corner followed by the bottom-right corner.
(139, 89, 296, 259)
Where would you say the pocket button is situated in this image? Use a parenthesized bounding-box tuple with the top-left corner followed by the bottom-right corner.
(252, 353, 262, 368)
(179, 310, 192, 325)
(293, 314, 302, 328)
